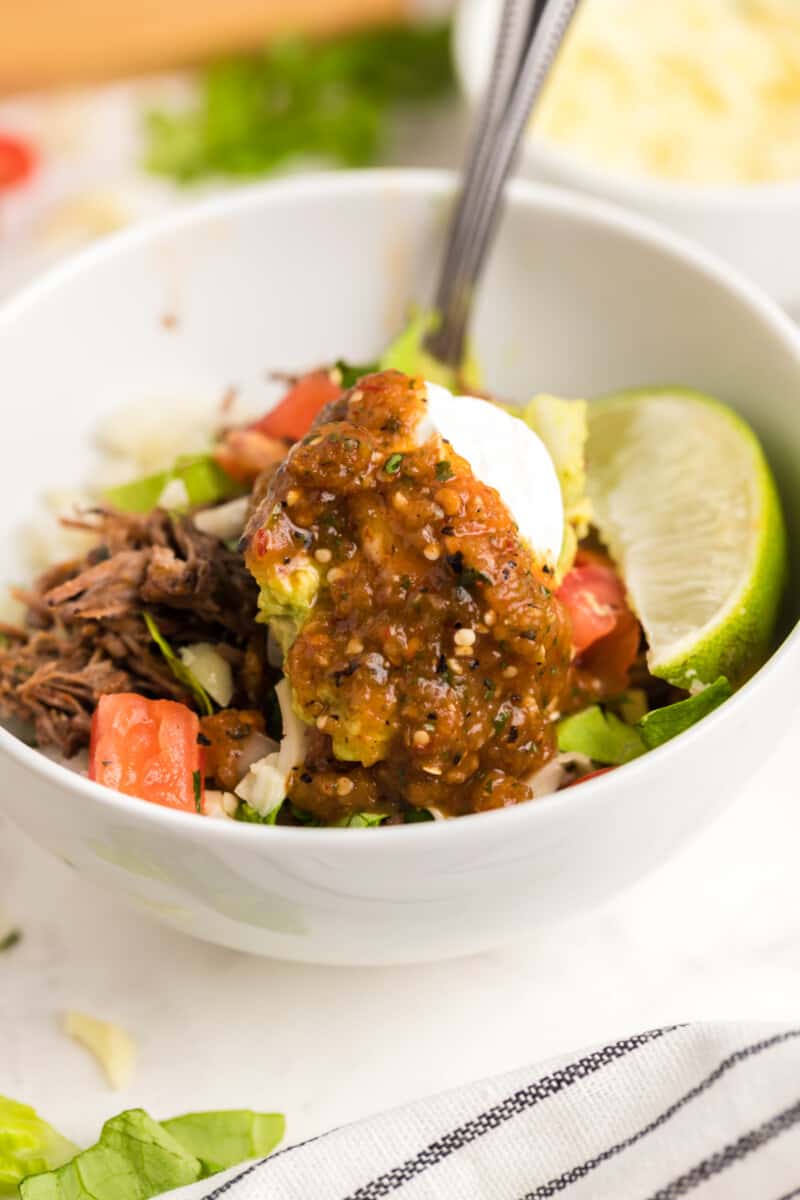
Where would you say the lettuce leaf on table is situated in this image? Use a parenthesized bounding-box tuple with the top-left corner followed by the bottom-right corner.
(16, 1107, 285, 1200)
(162, 1111, 284, 1177)
(0, 1097, 77, 1196)
(19, 1111, 201, 1200)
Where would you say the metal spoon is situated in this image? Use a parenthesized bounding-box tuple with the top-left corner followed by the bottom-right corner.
(424, 0, 583, 370)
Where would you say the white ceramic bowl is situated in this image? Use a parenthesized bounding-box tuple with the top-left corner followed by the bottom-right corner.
(1, 171, 799, 966)
(454, 0, 800, 312)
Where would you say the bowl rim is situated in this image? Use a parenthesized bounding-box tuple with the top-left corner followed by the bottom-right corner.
(453, 0, 800, 210)
(1, 166, 799, 849)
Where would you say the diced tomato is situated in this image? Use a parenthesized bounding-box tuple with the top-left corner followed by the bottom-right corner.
(0, 133, 37, 190)
(565, 767, 615, 788)
(213, 428, 287, 484)
(558, 550, 641, 698)
(577, 605, 641, 698)
(557, 551, 630, 655)
(89, 693, 204, 813)
(250, 370, 342, 442)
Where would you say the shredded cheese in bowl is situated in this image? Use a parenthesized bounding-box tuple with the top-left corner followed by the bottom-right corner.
(531, 0, 800, 184)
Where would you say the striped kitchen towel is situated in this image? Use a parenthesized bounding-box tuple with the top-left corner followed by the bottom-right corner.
(168, 1022, 800, 1199)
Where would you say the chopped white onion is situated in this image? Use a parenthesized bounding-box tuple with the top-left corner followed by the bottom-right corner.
(235, 730, 279, 778)
(179, 643, 234, 707)
(203, 790, 239, 820)
(234, 679, 309, 817)
(193, 495, 250, 540)
(528, 752, 594, 797)
(156, 476, 191, 511)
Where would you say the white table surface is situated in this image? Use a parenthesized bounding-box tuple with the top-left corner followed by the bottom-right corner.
(2, 707, 799, 1148)
(2, 84, 799, 1155)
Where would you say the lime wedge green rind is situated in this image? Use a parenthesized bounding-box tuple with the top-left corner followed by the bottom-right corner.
(586, 387, 788, 689)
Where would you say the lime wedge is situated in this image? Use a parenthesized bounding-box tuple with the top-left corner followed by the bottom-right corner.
(586, 388, 787, 688)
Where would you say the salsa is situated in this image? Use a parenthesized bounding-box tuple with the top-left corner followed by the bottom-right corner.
(245, 371, 572, 821)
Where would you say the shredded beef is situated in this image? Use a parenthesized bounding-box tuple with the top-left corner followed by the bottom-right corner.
(0, 508, 264, 758)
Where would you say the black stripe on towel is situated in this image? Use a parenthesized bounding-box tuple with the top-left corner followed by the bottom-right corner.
(646, 1097, 800, 1199)
(201, 1132, 329, 1200)
(521, 1028, 800, 1198)
(341, 1026, 679, 1199)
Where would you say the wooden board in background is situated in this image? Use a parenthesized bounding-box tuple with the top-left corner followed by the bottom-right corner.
(1, 0, 410, 94)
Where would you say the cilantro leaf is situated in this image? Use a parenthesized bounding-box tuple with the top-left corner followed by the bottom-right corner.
(145, 25, 454, 183)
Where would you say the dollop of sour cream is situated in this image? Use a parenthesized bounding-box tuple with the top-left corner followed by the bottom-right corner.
(423, 382, 564, 567)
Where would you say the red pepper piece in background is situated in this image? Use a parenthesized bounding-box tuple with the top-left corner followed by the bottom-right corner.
(0, 133, 37, 190)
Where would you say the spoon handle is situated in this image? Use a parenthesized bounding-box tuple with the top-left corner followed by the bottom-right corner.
(425, 0, 582, 371)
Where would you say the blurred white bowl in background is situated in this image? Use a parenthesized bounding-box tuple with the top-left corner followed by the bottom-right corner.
(454, 0, 800, 314)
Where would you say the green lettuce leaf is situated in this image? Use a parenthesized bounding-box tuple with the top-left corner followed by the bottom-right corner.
(379, 309, 482, 392)
(104, 456, 241, 514)
(0, 1097, 77, 1196)
(142, 613, 214, 716)
(19, 1110, 201, 1200)
(234, 801, 281, 826)
(557, 706, 646, 765)
(404, 808, 434, 824)
(334, 360, 378, 389)
(333, 812, 386, 828)
(161, 1111, 284, 1177)
(638, 677, 732, 749)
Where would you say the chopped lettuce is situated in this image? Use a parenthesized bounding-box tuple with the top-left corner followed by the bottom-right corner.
(379, 309, 482, 392)
(289, 805, 323, 826)
(142, 613, 214, 716)
(0, 1097, 77, 1195)
(334, 812, 386, 828)
(638, 677, 732, 749)
(161, 1112, 284, 1176)
(557, 706, 646, 765)
(19, 1110, 201, 1200)
(613, 688, 649, 726)
(14, 1106, 285, 1200)
(556, 678, 732, 767)
(235, 800, 281, 825)
(104, 455, 241, 514)
(334, 360, 378, 389)
(520, 394, 592, 578)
